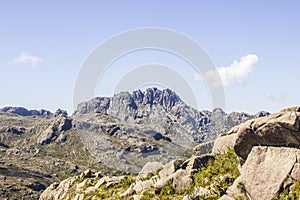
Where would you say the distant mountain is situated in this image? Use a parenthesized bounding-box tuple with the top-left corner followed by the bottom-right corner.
(0, 106, 68, 118)
(0, 88, 270, 199)
(74, 87, 269, 142)
(72, 88, 270, 172)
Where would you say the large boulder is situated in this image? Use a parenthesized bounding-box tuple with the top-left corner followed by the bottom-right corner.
(217, 107, 300, 200)
(138, 162, 163, 179)
(233, 110, 300, 164)
(212, 132, 238, 154)
(240, 146, 300, 200)
(193, 140, 214, 155)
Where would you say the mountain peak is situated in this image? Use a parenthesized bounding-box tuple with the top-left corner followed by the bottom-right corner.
(74, 87, 183, 117)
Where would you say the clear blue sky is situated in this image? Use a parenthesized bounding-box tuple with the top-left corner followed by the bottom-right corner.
(1, 1, 299, 114)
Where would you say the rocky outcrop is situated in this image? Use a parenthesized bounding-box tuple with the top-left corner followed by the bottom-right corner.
(214, 107, 300, 200)
(214, 108, 300, 164)
(40, 107, 300, 199)
(40, 154, 215, 199)
(37, 116, 72, 145)
(193, 140, 214, 156)
(40, 170, 128, 200)
(0, 106, 68, 118)
(240, 146, 299, 200)
(73, 88, 263, 143)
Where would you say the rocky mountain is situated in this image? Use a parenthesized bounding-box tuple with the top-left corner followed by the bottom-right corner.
(40, 107, 300, 200)
(0, 112, 113, 200)
(72, 88, 269, 173)
(0, 107, 68, 118)
(0, 88, 270, 199)
(73, 88, 267, 142)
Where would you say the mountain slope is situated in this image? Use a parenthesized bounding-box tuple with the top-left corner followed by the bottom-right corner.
(0, 88, 270, 199)
(72, 88, 269, 173)
(40, 107, 300, 200)
(0, 113, 111, 200)
(74, 88, 268, 142)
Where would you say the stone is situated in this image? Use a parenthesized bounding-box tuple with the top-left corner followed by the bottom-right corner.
(155, 169, 192, 193)
(154, 175, 172, 194)
(240, 146, 298, 200)
(233, 111, 300, 164)
(40, 177, 77, 200)
(73, 88, 256, 143)
(171, 169, 192, 190)
(120, 184, 135, 198)
(54, 109, 68, 117)
(37, 126, 56, 145)
(182, 195, 189, 200)
(186, 187, 212, 199)
(181, 154, 215, 173)
(0, 106, 55, 117)
(133, 195, 142, 200)
(37, 116, 72, 145)
(133, 179, 154, 192)
(159, 158, 184, 179)
(291, 163, 300, 180)
(212, 132, 238, 154)
(193, 140, 214, 155)
(218, 195, 235, 200)
(226, 176, 244, 197)
(80, 169, 92, 179)
(138, 161, 163, 179)
(55, 133, 66, 143)
(58, 117, 72, 132)
(27, 182, 46, 192)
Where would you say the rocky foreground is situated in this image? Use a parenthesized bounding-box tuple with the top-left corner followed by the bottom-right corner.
(40, 107, 300, 200)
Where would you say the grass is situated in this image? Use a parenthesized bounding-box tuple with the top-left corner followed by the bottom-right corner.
(193, 148, 240, 199)
(274, 181, 300, 200)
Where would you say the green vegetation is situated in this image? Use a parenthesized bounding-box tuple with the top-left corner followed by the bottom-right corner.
(274, 181, 300, 200)
(193, 149, 240, 199)
(72, 175, 135, 200)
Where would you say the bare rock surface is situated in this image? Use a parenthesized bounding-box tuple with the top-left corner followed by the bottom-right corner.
(241, 146, 299, 200)
(233, 109, 300, 164)
(217, 107, 300, 200)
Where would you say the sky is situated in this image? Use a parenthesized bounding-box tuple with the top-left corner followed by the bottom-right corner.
(0, 0, 300, 114)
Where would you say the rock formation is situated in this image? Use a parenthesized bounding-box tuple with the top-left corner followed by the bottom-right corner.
(214, 107, 300, 200)
(73, 88, 265, 142)
(39, 107, 300, 199)
(0, 106, 68, 118)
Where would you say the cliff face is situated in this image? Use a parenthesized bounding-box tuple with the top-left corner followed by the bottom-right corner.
(40, 107, 300, 200)
(71, 88, 266, 173)
(74, 88, 265, 142)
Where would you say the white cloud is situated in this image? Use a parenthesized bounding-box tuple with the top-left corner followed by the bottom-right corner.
(195, 54, 259, 87)
(262, 93, 290, 103)
(11, 52, 42, 67)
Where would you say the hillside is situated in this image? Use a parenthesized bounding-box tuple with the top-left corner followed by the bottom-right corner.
(0, 88, 269, 199)
(40, 107, 300, 200)
(72, 88, 268, 173)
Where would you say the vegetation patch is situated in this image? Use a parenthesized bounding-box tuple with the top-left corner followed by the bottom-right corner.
(193, 149, 240, 199)
(274, 181, 300, 200)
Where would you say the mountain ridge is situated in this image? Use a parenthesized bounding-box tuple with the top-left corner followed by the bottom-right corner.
(73, 87, 269, 142)
(0, 88, 271, 199)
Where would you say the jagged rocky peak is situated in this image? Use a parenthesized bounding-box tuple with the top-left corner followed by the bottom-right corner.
(139, 87, 182, 110)
(73, 87, 183, 117)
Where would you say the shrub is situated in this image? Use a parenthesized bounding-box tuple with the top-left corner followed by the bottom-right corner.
(193, 149, 240, 198)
